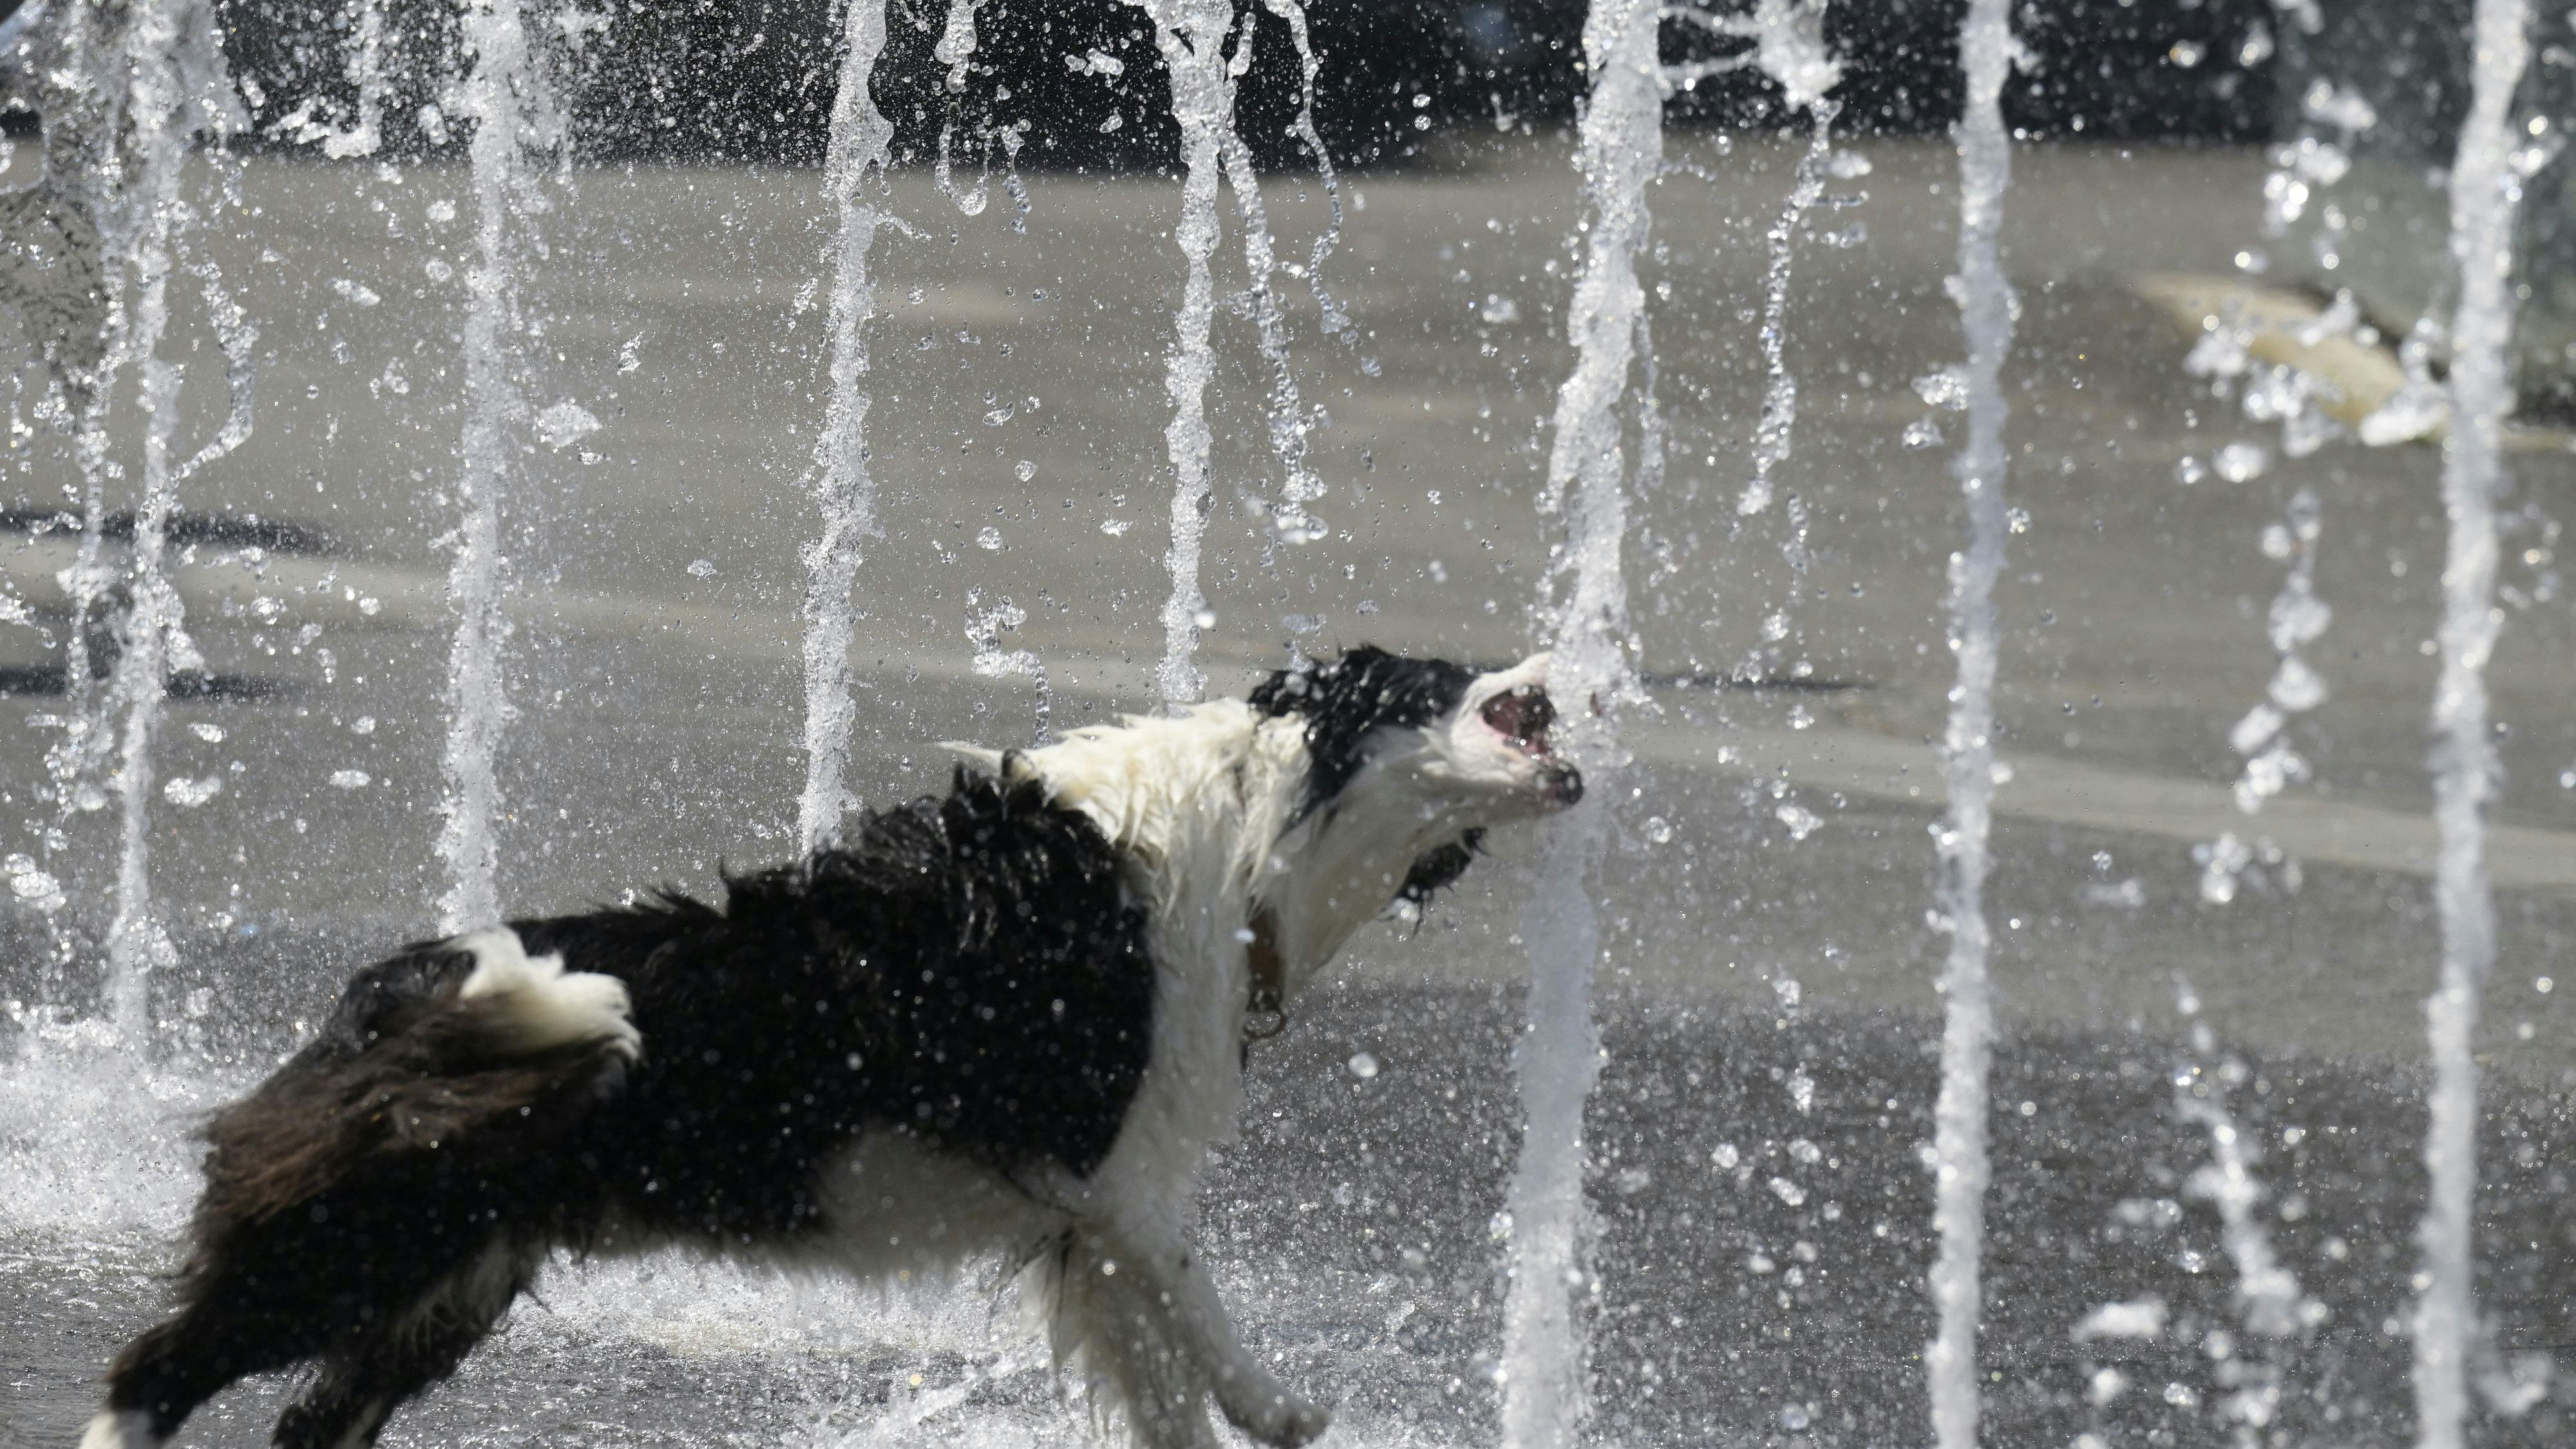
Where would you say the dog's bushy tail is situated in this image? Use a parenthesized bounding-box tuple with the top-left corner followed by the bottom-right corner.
(96, 930, 638, 1446)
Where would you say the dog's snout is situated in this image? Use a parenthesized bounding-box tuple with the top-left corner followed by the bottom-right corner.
(1540, 762, 1583, 806)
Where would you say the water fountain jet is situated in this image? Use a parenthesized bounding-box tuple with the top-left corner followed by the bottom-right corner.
(799, 0, 896, 851)
(2414, 3, 2532, 1444)
(1924, 2, 2015, 1444)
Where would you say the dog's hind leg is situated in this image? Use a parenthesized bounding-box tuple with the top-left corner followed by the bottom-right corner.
(90, 1266, 341, 1447)
(269, 1234, 539, 1449)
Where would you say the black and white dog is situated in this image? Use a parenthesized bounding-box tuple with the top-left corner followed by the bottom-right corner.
(86, 646, 1578, 1449)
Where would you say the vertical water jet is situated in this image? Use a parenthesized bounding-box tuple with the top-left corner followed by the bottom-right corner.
(1501, 1, 1656, 1443)
(797, 0, 895, 851)
(1135, 0, 1235, 708)
(437, 0, 554, 932)
(1736, 99, 1834, 525)
(1215, 131, 1321, 545)
(99, 0, 234, 1040)
(2414, 3, 2530, 1444)
(51, 0, 249, 1041)
(1258, 0, 1350, 338)
(1925, 1, 2015, 1444)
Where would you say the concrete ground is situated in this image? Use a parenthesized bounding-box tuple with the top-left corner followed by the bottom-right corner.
(1, 131, 2572, 1446)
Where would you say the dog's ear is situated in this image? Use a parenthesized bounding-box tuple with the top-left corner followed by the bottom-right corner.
(1252, 647, 1479, 819)
(1396, 828, 1485, 913)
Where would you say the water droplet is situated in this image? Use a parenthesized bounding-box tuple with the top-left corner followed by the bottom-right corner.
(329, 769, 372, 790)
(1780, 1404, 1812, 1432)
(1014, 459, 1036, 482)
(534, 401, 602, 452)
(163, 776, 223, 808)
(1902, 417, 1943, 448)
(1347, 1052, 1379, 1079)
(1193, 607, 1217, 629)
(5, 855, 63, 911)
(1643, 816, 1672, 844)
(350, 716, 377, 735)
(1099, 518, 1133, 536)
(975, 527, 1003, 551)
(2213, 440, 2268, 482)
(1913, 366, 1970, 410)
(189, 722, 226, 743)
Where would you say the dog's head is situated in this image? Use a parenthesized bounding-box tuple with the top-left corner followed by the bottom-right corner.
(1247, 646, 1582, 990)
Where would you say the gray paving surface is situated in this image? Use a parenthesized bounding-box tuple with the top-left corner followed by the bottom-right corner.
(2, 133, 2573, 1445)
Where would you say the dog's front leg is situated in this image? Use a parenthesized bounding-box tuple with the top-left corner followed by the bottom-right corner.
(1090, 1219, 1330, 1448)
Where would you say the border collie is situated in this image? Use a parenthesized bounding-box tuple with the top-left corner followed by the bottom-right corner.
(85, 646, 1578, 1449)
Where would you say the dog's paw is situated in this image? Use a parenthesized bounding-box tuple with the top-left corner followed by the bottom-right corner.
(1221, 1386, 1329, 1448)
(1268, 1395, 1331, 1447)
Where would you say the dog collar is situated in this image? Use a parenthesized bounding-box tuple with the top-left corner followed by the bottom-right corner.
(1243, 907, 1287, 1043)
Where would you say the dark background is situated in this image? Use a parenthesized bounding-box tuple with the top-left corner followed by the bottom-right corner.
(194, 0, 2285, 169)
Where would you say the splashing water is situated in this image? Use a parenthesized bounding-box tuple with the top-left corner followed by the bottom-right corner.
(2171, 984, 2322, 1443)
(1258, 0, 1350, 338)
(1671, 0, 1844, 542)
(1216, 114, 1324, 547)
(965, 591, 1049, 744)
(931, 0, 991, 217)
(798, 0, 896, 851)
(1501, 1, 1657, 1443)
(1732, 95, 1839, 524)
(1924, 1, 2016, 1445)
(1136, 0, 1238, 708)
(933, 0, 979, 91)
(1218, 0, 1336, 547)
(2201, 490, 2329, 902)
(437, 0, 562, 932)
(2415, 3, 2532, 1445)
(272, 0, 388, 158)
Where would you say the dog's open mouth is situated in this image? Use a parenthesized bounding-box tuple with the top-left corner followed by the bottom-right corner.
(1481, 684, 1557, 755)
(1483, 685, 1582, 805)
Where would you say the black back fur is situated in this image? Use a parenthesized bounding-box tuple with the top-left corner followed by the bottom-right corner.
(522, 768, 1154, 1239)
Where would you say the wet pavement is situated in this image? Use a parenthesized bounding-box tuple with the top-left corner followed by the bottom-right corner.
(3, 131, 2574, 1445)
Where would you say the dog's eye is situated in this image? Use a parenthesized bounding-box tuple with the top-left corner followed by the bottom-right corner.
(1481, 686, 1553, 749)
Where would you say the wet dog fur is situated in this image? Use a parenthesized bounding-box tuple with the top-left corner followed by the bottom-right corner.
(84, 647, 1580, 1449)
